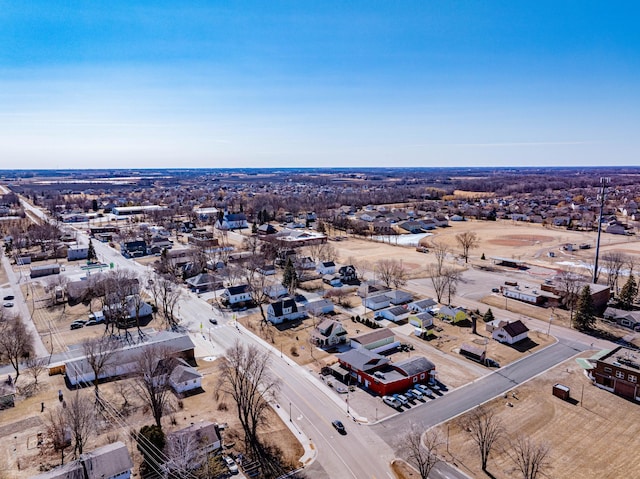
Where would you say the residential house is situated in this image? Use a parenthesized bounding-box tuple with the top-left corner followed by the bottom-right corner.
(103, 295, 153, 324)
(305, 298, 335, 316)
(167, 421, 221, 457)
(295, 256, 316, 270)
(310, 318, 348, 346)
(257, 264, 276, 276)
(409, 312, 434, 334)
(322, 274, 342, 287)
(30, 264, 61, 278)
(316, 261, 336, 275)
(350, 328, 398, 353)
(384, 290, 413, 305)
(216, 211, 248, 230)
(67, 245, 89, 261)
(221, 284, 252, 305)
(121, 239, 148, 258)
(339, 265, 357, 283)
(263, 282, 288, 300)
(491, 319, 529, 344)
(375, 306, 411, 323)
(257, 224, 278, 235)
(357, 282, 391, 298)
(409, 298, 438, 313)
(169, 358, 203, 395)
(185, 273, 222, 292)
(267, 298, 305, 324)
(363, 294, 391, 311)
(188, 228, 219, 249)
(31, 442, 134, 479)
(459, 343, 486, 364)
(603, 307, 640, 331)
(590, 346, 640, 401)
(437, 305, 467, 322)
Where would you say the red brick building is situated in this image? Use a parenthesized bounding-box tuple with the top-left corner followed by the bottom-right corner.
(336, 348, 436, 396)
(591, 346, 640, 402)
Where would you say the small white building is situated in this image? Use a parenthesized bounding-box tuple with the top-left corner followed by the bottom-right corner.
(267, 298, 305, 324)
(169, 358, 203, 394)
(316, 261, 336, 275)
(305, 298, 335, 316)
(263, 282, 288, 300)
(363, 294, 391, 311)
(375, 306, 411, 323)
(409, 298, 438, 313)
(221, 284, 252, 305)
(67, 244, 89, 261)
(31, 442, 133, 479)
(492, 320, 529, 344)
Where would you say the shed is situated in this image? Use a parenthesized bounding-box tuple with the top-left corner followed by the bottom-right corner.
(552, 383, 570, 400)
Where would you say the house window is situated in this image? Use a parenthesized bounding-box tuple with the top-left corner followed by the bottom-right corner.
(420, 373, 425, 380)
(604, 367, 612, 373)
(413, 376, 418, 383)
(630, 375, 637, 383)
(615, 371, 625, 379)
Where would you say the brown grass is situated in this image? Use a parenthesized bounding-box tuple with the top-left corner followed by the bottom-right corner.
(433, 353, 640, 479)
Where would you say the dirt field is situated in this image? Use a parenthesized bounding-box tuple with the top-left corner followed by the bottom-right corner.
(432, 353, 640, 479)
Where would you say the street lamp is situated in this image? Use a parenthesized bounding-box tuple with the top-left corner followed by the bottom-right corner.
(289, 401, 292, 422)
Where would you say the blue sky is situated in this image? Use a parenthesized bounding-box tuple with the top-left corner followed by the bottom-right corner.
(1, 1, 639, 169)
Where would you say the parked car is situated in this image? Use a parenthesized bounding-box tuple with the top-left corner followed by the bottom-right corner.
(491, 287, 500, 293)
(393, 393, 409, 405)
(332, 419, 346, 434)
(3, 302, 14, 308)
(382, 395, 402, 408)
(70, 322, 84, 330)
(85, 319, 98, 326)
(404, 390, 417, 401)
(209, 317, 218, 325)
(408, 388, 424, 399)
(415, 384, 435, 398)
(336, 386, 348, 394)
(3, 295, 14, 301)
(223, 456, 238, 474)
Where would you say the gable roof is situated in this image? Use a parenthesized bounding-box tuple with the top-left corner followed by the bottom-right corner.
(337, 348, 390, 372)
(394, 357, 436, 376)
(32, 442, 133, 479)
(270, 298, 298, 317)
(227, 284, 249, 295)
(351, 328, 395, 346)
(501, 320, 529, 337)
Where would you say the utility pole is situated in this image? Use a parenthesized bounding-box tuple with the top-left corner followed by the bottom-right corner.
(593, 177, 610, 284)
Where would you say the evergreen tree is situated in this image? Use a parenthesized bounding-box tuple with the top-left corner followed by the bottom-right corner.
(483, 308, 495, 323)
(87, 239, 97, 263)
(574, 285, 596, 331)
(619, 275, 638, 310)
(282, 258, 299, 295)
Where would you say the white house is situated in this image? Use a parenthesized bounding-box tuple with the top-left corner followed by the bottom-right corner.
(363, 294, 391, 311)
(491, 320, 529, 344)
(409, 298, 438, 313)
(221, 284, 252, 305)
(375, 306, 411, 323)
(167, 421, 221, 455)
(67, 244, 89, 261)
(384, 290, 413, 305)
(267, 298, 305, 324)
(263, 282, 288, 300)
(305, 298, 335, 316)
(350, 328, 399, 353)
(216, 211, 248, 230)
(316, 261, 336, 275)
(103, 295, 153, 321)
(32, 442, 134, 479)
(169, 358, 203, 394)
(310, 318, 348, 346)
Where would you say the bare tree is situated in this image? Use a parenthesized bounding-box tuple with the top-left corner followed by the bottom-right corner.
(463, 405, 504, 472)
(443, 267, 462, 305)
(456, 231, 479, 263)
(0, 313, 34, 381)
(164, 431, 203, 479)
(82, 336, 119, 405)
(243, 259, 272, 323)
(556, 269, 584, 328)
(45, 406, 71, 465)
(432, 242, 449, 275)
(506, 435, 551, 479)
(602, 252, 627, 294)
(217, 341, 280, 467)
(402, 426, 443, 479)
(428, 264, 449, 304)
(148, 275, 183, 330)
(132, 345, 173, 428)
(306, 242, 338, 264)
(375, 259, 407, 289)
(65, 391, 96, 457)
(25, 356, 48, 388)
